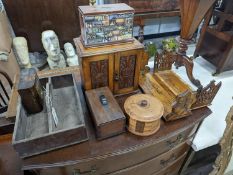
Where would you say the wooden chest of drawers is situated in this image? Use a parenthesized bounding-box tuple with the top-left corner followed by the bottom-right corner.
(19, 68, 212, 175)
(74, 37, 144, 95)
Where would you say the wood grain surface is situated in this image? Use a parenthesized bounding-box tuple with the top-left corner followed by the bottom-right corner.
(85, 87, 125, 125)
(78, 3, 134, 15)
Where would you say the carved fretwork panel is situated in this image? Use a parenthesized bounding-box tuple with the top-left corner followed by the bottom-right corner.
(154, 52, 176, 72)
(164, 90, 196, 121)
(191, 80, 222, 109)
(90, 59, 109, 89)
(118, 55, 136, 89)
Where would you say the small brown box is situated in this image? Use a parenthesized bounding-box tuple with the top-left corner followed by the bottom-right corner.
(85, 87, 126, 139)
(17, 68, 43, 114)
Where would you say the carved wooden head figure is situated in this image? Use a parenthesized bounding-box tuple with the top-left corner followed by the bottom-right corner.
(13, 37, 32, 68)
(41, 30, 61, 61)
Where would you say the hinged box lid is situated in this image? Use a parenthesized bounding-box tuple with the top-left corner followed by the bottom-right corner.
(78, 3, 134, 15)
(85, 87, 125, 126)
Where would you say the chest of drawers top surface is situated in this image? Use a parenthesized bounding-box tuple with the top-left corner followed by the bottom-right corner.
(74, 37, 144, 57)
(22, 72, 212, 169)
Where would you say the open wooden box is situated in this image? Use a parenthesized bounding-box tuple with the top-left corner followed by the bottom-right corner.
(140, 51, 221, 121)
(12, 74, 88, 158)
(140, 70, 196, 121)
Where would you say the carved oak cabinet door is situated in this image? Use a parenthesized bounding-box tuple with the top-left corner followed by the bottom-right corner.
(82, 54, 114, 91)
(114, 50, 142, 94)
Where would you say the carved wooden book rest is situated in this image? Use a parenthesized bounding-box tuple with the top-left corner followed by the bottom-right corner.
(139, 51, 221, 121)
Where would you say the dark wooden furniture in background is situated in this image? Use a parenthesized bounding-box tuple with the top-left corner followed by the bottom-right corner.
(3, 0, 89, 52)
(174, 0, 217, 90)
(0, 71, 14, 135)
(0, 71, 12, 114)
(194, 0, 233, 74)
(180, 144, 220, 175)
(0, 67, 212, 175)
(74, 37, 144, 95)
(111, 0, 180, 42)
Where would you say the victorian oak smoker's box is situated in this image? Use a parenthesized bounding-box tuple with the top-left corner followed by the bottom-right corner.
(78, 3, 134, 47)
(13, 73, 88, 158)
(85, 87, 126, 139)
(74, 37, 144, 95)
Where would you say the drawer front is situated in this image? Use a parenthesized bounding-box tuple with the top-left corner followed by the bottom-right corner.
(109, 143, 189, 175)
(39, 125, 197, 175)
(153, 153, 187, 175)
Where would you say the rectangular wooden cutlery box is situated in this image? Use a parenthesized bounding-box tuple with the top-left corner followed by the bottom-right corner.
(13, 73, 88, 158)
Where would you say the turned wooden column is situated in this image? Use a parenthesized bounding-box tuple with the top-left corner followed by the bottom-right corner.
(175, 0, 217, 89)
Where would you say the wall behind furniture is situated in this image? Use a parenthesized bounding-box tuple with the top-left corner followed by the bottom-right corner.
(0, 0, 20, 80)
(3, 0, 89, 52)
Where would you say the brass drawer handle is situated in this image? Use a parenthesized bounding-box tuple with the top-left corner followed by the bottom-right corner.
(160, 154, 176, 167)
(166, 134, 184, 148)
(73, 166, 97, 175)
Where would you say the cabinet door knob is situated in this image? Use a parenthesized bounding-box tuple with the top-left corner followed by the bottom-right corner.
(114, 72, 119, 81)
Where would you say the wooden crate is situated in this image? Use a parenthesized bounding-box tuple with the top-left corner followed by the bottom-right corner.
(12, 73, 88, 158)
(85, 87, 126, 139)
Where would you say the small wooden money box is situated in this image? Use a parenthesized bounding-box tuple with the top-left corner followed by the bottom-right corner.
(85, 87, 126, 139)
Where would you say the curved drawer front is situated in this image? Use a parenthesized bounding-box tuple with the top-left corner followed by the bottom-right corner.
(109, 143, 189, 175)
(39, 125, 197, 175)
(153, 153, 187, 175)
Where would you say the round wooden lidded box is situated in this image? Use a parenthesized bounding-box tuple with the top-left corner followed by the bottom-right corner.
(124, 94, 164, 136)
